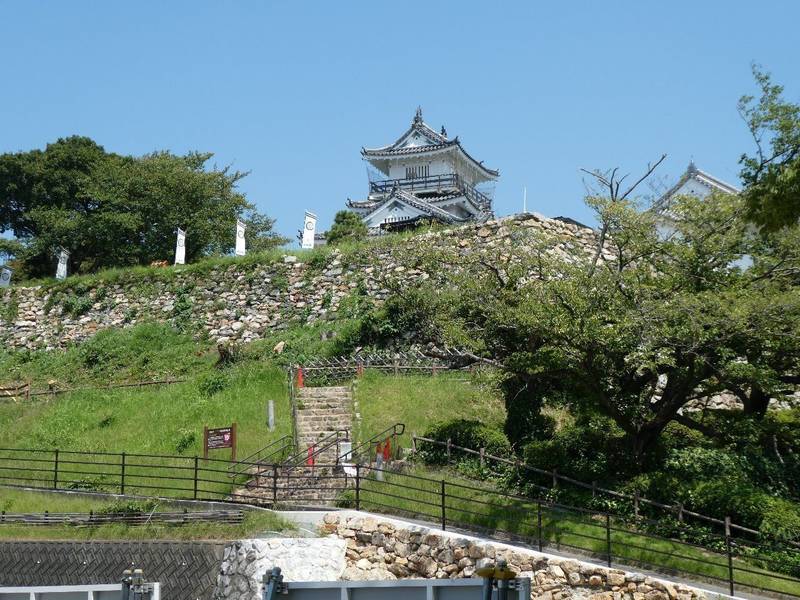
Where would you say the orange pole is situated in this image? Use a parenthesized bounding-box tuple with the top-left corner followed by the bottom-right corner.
(297, 367, 304, 388)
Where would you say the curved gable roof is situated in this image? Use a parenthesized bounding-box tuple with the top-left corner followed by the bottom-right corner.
(361, 108, 499, 179)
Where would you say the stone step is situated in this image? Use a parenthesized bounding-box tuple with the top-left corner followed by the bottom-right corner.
(297, 399, 351, 406)
(296, 387, 350, 396)
(296, 408, 351, 416)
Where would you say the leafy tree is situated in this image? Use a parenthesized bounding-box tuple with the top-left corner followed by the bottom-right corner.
(0, 137, 285, 277)
(739, 66, 800, 232)
(326, 210, 368, 246)
(385, 192, 800, 466)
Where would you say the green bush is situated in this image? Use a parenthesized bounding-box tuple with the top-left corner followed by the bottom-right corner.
(522, 415, 631, 483)
(419, 419, 510, 465)
(197, 372, 229, 397)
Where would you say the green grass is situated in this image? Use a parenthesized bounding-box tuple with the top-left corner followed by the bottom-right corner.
(0, 323, 294, 500)
(0, 488, 293, 540)
(354, 370, 505, 446)
(355, 466, 800, 596)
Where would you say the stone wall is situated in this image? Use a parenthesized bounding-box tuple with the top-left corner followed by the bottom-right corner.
(0, 214, 601, 351)
(214, 537, 346, 600)
(320, 512, 711, 600)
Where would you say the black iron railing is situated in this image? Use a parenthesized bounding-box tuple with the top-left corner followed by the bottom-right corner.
(411, 435, 796, 547)
(368, 174, 492, 210)
(0, 446, 798, 598)
(340, 423, 405, 464)
(228, 435, 293, 478)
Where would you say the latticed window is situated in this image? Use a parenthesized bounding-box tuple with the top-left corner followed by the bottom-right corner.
(405, 165, 430, 179)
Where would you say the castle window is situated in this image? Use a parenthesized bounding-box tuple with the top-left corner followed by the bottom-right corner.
(405, 165, 430, 179)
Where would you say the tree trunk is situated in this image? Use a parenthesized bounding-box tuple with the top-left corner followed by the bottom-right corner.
(742, 385, 770, 418)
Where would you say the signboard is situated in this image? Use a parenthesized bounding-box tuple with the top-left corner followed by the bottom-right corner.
(0, 266, 11, 288)
(175, 228, 186, 265)
(235, 220, 246, 256)
(203, 423, 237, 461)
(301, 211, 317, 249)
(56, 248, 69, 281)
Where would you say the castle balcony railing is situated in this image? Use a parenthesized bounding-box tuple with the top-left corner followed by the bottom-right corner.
(369, 174, 492, 211)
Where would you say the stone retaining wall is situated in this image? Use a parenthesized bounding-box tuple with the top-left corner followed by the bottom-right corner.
(1, 214, 600, 350)
(320, 512, 712, 600)
(214, 538, 346, 600)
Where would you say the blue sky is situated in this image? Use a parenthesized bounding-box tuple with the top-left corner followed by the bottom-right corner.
(1, 1, 798, 242)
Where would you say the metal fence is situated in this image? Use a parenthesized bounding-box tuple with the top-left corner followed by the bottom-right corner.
(289, 350, 473, 387)
(0, 446, 798, 598)
(411, 434, 795, 548)
(0, 509, 243, 526)
(0, 378, 185, 402)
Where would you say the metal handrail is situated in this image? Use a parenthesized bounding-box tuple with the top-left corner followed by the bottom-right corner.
(283, 429, 349, 468)
(340, 423, 405, 464)
(228, 435, 293, 478)
(368, 174, 493, 208)
(411, 435, 799, 546)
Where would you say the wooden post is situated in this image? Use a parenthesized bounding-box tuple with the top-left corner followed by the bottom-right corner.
(677, 503, 684, 522)
(446, 438, 452, 464)
(411, 433, 417, 454)
(479, 447, 485, 468)
(552, 469, 558, 488)
(203, 426, 209, 461)
(592, 481, 597, 498)
(634, 491, 640, 518)
(231, 422, 238, 463)
(393, 354, 399, 376)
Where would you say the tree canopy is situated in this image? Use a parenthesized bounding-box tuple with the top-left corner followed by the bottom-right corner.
(739, 66, 800, 232)
(0, 136, 285, 278)
(376, 192, 800, 466)
(326, 210, 368, 246)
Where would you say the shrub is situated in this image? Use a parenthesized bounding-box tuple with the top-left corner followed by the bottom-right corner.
(522, 415, 631, 483)
(419, 419, 510, 466)
(197, 372, 229, 397)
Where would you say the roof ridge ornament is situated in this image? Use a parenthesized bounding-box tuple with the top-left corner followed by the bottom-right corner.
(413, 106, 423, 125)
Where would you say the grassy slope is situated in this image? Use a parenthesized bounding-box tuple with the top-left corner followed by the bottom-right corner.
(0, 489, 292, 541)
(354, 370, 505, 446)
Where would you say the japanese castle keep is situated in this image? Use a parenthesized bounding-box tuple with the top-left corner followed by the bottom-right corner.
(347, 108, 498, 233)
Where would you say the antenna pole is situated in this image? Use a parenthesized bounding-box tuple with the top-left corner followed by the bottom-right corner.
(523, 186, 527, 214)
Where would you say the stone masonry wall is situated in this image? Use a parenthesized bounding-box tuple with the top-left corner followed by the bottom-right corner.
(321, 512, 711, 600)
(1, 214, 602, 351)
(214, 512, 714, 600)
(214, 537, 346, 600)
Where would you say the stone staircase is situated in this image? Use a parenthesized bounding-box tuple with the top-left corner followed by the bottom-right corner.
(294, 385, 353, 463)
(233, 385, 353, 507)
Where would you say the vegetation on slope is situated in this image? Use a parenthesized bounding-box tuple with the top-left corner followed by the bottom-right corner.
(0, 489, 292, 541)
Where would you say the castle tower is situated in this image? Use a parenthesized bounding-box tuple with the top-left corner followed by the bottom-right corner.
(347, 108, 499, 233)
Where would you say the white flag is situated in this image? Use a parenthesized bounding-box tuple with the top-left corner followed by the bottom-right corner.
(175, 228, 186, 265)
(56, 248, 69, 280)
(301, 211, 317, 249)
(0, 266, 11, 288)
(235, 219, 246, 256)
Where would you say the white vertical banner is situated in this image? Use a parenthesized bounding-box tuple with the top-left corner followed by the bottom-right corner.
(235, 219, 246, 256)
(301, 211, 317, 249)
(175, 228, 186, 265)
(0, 266, 11, 288)
(55, 248, 69, 280)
